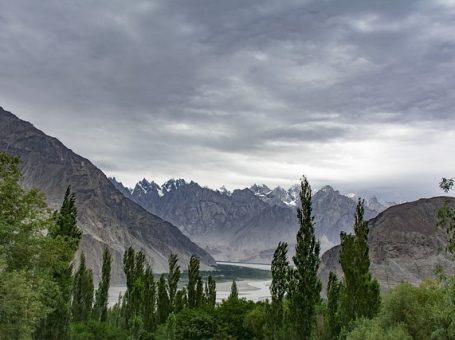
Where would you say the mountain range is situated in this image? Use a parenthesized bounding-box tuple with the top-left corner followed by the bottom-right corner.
(0, 107, 215, 284)
(110, 177, 392, 262)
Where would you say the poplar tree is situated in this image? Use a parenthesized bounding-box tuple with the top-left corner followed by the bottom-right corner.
(167, 253, 181, 312)
(174, 288, 187, 313)
(36, 186, 82, 339)
(187, 255, 201, 308)
(289, 175, 321, 339)
(229, 280, 238, 301)
(143, 265, 156, 332)
(327, 272, 341, 338)
(93, 247, 112, 322)
(157, 274, 170, 324)
(270, 241, 289, 331)
(72, 253, 94, 322)
(205, 275, 217, 308)
(339, 199, 380, 326)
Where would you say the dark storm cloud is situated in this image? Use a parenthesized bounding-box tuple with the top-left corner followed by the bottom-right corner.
(1, 0, 455, 200)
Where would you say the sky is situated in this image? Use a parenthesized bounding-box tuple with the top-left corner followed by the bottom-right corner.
(1, 0, 455, 201)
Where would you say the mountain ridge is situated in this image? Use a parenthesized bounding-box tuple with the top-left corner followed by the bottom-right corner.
(0, 107, 215, 284)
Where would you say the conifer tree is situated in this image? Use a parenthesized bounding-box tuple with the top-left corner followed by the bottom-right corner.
(205, 275, 217, 308)
(167, 253, 181, 312)
(157, 274, 170, 325)
(187, 255, 201, 308)
(229, 279, 238, 301)
(289, 175, 321, 339)
(72, 253, 94, 322)
(93, 247, 111, 322)
(339, 199, 380, 326)
(143, 265, 156, 332)
(327, 272, 341, 338)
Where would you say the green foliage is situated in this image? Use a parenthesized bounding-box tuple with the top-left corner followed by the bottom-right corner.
(168, 253, 181, 313)
(289, 175, 321, 339)
(187, 255, 203, 308)
(229, 279, 239, 301)
(72, 253, 94, 322)
(157, 274, 170, 325)
(327, 271, 342, 338)
(0, 153, 80, 339)
(173, 308, 217, 340)
(205, 275, 216, 308)
(143, 265, 156, 332)
(346, 318, 411, 340)
(339, 199, 380, 329)
(243, 303, 268, 339)
(437, 177, 455, 254)
(174, 287, 187, 313)
(70, 321, 128, 340)
(93, 247, 112, 322)
(215, 298, 256, 339)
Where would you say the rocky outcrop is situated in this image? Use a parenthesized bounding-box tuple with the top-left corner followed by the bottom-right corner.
(0, 107, 215, 284)
(319, 197, 455, 292)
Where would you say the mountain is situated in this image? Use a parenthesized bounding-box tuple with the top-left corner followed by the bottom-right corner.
(319, 197, 455, 292)
(0, 107, 215, 284)
(112, 178, 384, 262)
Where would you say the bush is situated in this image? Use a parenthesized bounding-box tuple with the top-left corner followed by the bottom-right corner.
(70, 321, 128, 340)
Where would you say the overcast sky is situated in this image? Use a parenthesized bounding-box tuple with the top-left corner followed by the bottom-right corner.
(1, 0, 455, 201)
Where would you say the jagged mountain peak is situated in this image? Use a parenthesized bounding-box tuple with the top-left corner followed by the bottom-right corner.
(162, 178, 187, 193)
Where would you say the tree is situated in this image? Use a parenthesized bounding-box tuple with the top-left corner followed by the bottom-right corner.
(72, 253, 94, 322)
(437, 177, 455, 253)
(34, 185, 82, 340)
(187, 255, 202, 308)
(143, 265, 156, 332)
(288, 175, 321, 339)
(229, 280, 238, 301)
(269, 241, 289, 334)
(167, 253, 180, 313)
(205, 275, 217, 308)
(174, 288, 187, 313)
(339, 199, 380, 327)
(93, 247, 112, 322)
(157, 274, 170, 325)
(327, 271, 342, 338)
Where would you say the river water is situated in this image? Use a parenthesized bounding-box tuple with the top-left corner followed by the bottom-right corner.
(108, 261, 272, 306)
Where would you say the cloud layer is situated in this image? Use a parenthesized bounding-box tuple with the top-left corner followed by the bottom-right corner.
(1, 0, 455, 201)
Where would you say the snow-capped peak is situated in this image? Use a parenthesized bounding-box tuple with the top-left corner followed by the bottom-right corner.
(161, 178, 186, 194)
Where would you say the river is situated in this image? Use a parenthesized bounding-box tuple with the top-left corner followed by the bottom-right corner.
(108, 261, 272, 306)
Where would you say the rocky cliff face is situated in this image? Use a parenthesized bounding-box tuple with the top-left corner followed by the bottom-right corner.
(0, 107, 215, 284)
(319, 197, 455, 292)
(112, 178, 384, 263)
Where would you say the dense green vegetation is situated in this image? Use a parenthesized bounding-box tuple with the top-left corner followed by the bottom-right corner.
(1, 151, 455, 339)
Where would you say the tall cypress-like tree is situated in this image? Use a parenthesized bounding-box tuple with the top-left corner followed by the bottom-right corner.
(72, 253, 94, 322)
(157, 274, 170, 325)
(35, 186, 82, 340)
(174, 288, 187, 313)
(167, 253, 181, 312)
(229, 280, 238, 301)
(187, 255, 201, 308)
(205, 275, 217, 308)
(92, 247, 112, 322)
(270, 241, 289, 331)
(327, 272, 341, 338)
(289, 176, 321, 339)
(339, 199, 380, 326)
(143, 265, 156, 332)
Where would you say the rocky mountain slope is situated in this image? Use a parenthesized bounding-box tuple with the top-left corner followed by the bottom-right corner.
(319, 197, 455, 292)
(0, 107, 215, 284)
(111, 178, 384, 262)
